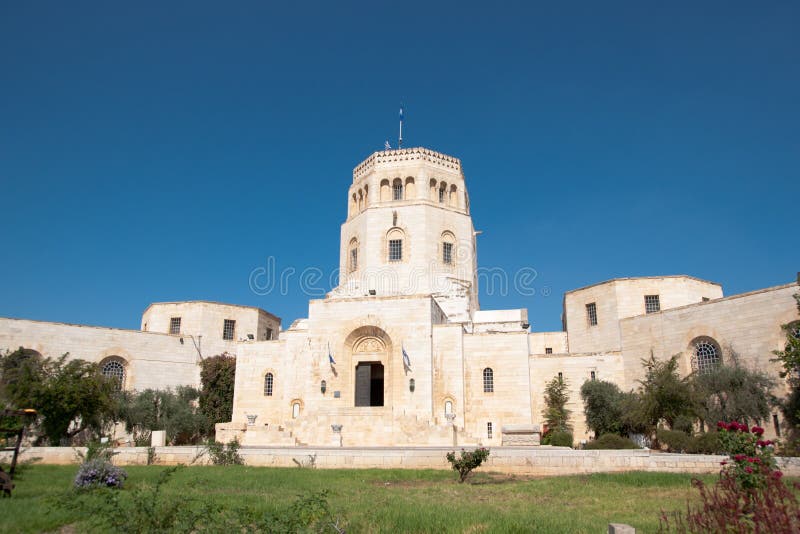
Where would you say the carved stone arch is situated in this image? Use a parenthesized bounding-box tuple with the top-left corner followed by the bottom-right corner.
(438, 181, 448, 203)
(380, 179, 391, 201)
(429, 178, 438, 200)
(688, 336, 723, 374)
(353, 336, 387, 354)
(350, 192, 357, 216)
(440, 230, 456, 266)
(449, 184, 458, 207)
(391, 177, 403, 201)
(344, 325, 393, 353)
(404, 176, 416, 199)
(289, 398, 304, 418)
(385, 226, 407, 263)
(348, 237, 359, 273)
(99, 355, 127, 390)
(363, 184, 369, 207)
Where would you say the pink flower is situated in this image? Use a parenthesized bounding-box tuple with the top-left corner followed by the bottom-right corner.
(721, 460, 728, 466)
(752, 426, 764, 436)
(745, 467, 753, 474)
(741, 423, 750, 433)
(734, 454, 746, 462)
(773, 471, 783, 479)
(747, 457, 756, 463)
(717, 421, 726, 429)
(757, 440, 766, 447)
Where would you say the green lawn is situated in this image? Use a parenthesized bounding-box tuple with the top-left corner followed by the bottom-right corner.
(1, 464, 708, 533)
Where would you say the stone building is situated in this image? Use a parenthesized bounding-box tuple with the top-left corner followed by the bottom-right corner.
(0, 147, 797, 446)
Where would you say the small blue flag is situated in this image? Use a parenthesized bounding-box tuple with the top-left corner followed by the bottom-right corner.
(399, 106, 404, 121)
(402, 345, 411, 369)
(328, 343, 336, 365)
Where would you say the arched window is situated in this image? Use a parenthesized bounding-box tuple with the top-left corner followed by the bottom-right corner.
(441, 231, 455, 265)
(483, 367, 494, 393)
(363, 185, 368, 207)
(357, 189, 364, 212)
(449, 184, 458, 207)
(380, 179, 391, 202)
(348, 238, 359, 272)
(444, 400, 453, 415)
(429, 178, 438, 201)
(264, 373, 274, 396)
(392, 178, 403, 201)
(404, 177, 416, 199)
(691, 337, 722, 373)
(101, 359, 125, 390)
(438, 182, 447, 203)
(387, 228, 404, 262)
(292, 401, 300, 419)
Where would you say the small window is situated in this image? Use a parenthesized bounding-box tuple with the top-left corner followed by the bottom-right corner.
(558, 372, 563, 380)
(265, 328, 273, 340)
(101, 360, 125, 390)
(445, 400, 453, 415)
(169, 317, 181, 335)
(545, 347, 553, 354)
(223, 319, 236, 340)
(388, 239, 403, 261)
(487, 422, 493, 439)
(645, 295, 660, 314)
(702, 297, 710, 302)
(438, 187, 446, 203)
(483, 368, 494, 393)
(392, 181, 403, 200)
(264, 373, 274, 396)
(773, 414, 781, 437)
(442, 242, 453, 264)
(586, 303, 598, 326)
(590, 370, 596, 381)
(292, 402, 300, 419)
(350, 247, 358, 272)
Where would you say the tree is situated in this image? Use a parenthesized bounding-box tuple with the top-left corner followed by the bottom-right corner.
(580, 379, 624, 437)
(199, 353, 236, 435)
(0, 348, 118, 444)
(773, 289, 800, 440)
(638, 354, 696, 432)
(542, 375, 572, 434)
(691, 355, 776, 428)
(118, 387, 208, 445)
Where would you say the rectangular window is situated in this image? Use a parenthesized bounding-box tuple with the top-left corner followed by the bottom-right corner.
(487, 422, 493, 439)
(558, 372, 563, 381)
(388, 239, 402, 261)
(545, 347, 553, 354)
(774, 414, 781, 437)
(645, 295, 661, 314)
(265, 328, 273, 340)
(442, 242, 453, 264)
(169, 317, 181, 335)
(590, 370, 596, 381)
(223, 319, 236, 341)
(350, 248, 358, 271)
(439, 188, 445, 203)
(586, 302, 598, 326)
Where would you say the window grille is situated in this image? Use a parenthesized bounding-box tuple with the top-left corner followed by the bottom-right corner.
(483, 368, 494, 393)
(645, 295, 661, 314)
(392, 183, 403, 200)
(545, 347, 553, 354)
(264, 373, 274, 396)
(169, 317, 181, 335)
(102, 360, 125, 390)
(223, 319, 236, 340)
(439, 187, 446, 203)
(487, 422, 493, 439)
(693, 339, 721, 373)
(388, 239, 403, 261)
(350, 247, 358, 271)
(443, 242, 453, 264)
(586, 302, 598, 326)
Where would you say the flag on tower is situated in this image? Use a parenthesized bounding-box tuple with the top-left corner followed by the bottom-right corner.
(328, 343, 336, 365)
(402, 345, 411, 369)
(399, 106, 404, 121)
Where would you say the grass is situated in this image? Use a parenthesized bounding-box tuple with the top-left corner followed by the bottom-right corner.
(0, 464, 711, 533)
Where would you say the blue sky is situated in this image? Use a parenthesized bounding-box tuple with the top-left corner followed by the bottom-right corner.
(1, 1, 797, 332)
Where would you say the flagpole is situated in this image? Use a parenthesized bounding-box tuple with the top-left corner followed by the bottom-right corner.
(398, 106, 403, 149)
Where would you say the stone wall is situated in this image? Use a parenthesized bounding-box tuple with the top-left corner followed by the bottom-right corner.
(5, 446, 800, 477)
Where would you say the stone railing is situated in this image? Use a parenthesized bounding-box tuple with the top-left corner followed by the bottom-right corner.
(353, 147, 461, 180)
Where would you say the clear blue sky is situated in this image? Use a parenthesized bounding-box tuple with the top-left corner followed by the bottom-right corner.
(1, 1, 797, 332)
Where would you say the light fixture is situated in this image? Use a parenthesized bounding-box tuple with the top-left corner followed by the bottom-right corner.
(409, 378, 415, 392)
(369, 289, 376, 295)
(321, 380, 327, 394)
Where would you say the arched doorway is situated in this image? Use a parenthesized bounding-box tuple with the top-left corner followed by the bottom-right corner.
(348, 330, 391, 408)
(355, 361, 384, 406)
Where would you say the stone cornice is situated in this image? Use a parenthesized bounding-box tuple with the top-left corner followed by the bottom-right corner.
(353, 147, 461, 181)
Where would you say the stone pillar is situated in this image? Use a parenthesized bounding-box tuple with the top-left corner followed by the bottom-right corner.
(331, 424, 342, 447)
(151, 430, 166, 447)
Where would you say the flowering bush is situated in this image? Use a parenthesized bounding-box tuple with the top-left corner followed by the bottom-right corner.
(446, 447, 490, 483)
(717, 421, 777, 490)
(73, 458, 127, 490)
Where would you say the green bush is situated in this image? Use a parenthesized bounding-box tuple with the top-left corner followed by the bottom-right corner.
(543, 430, 573, 447)
(206, 438, 244, 466)
(584, 433, 640, 450)
(685, 431, 723, 454)
(657, 429, 691, 452)
(446, 447, 490, 483)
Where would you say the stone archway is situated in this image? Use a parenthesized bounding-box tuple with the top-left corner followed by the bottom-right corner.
(345, 326, 393, 409)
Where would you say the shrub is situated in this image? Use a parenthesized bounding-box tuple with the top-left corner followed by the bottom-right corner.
(685, 431, 722, 454)
(446, 447, 490, 483)
(543, 430, 573, 447)
(657, 429, 691, 453)
(74, 458, 127, 490)
(717, 421, 777, 490)
(584, 433, 640, 450)
(207, 438, 244, 466)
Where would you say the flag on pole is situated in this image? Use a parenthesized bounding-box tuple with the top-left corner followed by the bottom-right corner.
(402, 345, 411, 369)
(399, 106, 404, 121)
(328, 342, 336, 365)
(384, 140, 391, 150)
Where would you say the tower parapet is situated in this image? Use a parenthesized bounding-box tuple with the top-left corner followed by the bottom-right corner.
(353, 148, 462, 182)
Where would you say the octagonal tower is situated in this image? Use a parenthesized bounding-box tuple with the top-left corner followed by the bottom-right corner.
(332, 147, 478, 321)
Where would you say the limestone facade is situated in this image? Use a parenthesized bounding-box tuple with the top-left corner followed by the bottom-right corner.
(1, 147, 797, 447)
